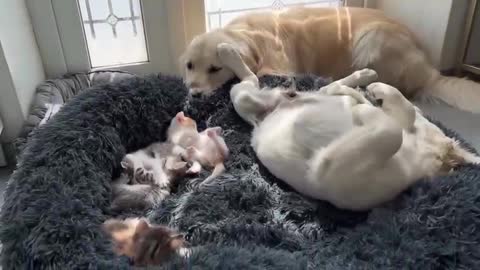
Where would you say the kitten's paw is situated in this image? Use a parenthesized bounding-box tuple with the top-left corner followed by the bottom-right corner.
(186, 162, 202, 174)
(353, 69, 378, 86)
(134, 168, 155, 184)
(217, 43, 243, 68)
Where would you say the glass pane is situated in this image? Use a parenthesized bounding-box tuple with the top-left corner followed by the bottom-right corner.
(205, 0, 343, 30)
(78, 0, 148, 68)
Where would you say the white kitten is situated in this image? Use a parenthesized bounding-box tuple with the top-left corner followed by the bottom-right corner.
(167, 112, 229, 186)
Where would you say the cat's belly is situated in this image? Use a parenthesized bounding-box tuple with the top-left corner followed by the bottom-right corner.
(252, 97, 354, 198)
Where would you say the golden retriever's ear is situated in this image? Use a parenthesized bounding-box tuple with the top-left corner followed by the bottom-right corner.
(236, 41, 261, 74)
(178, 52, 187, 76)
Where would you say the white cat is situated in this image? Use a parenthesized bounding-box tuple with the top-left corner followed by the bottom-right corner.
(167, 112, 229, 186)
(217, 43, 480, 211)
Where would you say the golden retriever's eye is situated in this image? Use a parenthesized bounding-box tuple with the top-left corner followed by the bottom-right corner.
(186, 61, 194, 70)
(208, 65, 222, 74)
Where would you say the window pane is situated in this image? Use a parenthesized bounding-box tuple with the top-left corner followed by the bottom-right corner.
(205, 0, 344, 30)
(78, 0, 148, 68)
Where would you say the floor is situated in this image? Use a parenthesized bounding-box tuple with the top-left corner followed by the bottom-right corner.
(417, 102, 480, 150)
(0, 102, 479, 210)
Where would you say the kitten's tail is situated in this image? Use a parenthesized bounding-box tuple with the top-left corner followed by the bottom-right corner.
(201, 163, 226, 186)
(111, 184, 169, 211)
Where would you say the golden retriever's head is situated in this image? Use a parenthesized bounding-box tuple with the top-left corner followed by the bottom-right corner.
(180, 30, 258, 96)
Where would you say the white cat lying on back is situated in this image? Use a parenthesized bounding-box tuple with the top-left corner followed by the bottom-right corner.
(217, 43, 480, 211)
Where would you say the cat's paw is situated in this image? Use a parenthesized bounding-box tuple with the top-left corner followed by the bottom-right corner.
(217, 43, 243, 69)
(134, 167, 155, 185)
(186, 161, 202, 174)
(352, 69, 378, 86)
(367, 82, 403, 102)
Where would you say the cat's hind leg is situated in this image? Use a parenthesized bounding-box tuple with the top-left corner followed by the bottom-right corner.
(307, 104, 403, 210)
(367, 82, 416, 131)
(335, 68, 379, 88)
(230, 81, 270, 126)
(319, 69, 378, 105)
(322, 84, 372, 105)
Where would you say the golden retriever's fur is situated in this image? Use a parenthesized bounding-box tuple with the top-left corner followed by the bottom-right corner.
(182, 7, 480, 113)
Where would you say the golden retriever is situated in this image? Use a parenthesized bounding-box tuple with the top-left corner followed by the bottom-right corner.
(181, 7, 480, 113)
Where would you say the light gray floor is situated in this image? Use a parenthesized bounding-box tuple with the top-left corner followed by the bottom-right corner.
(0, 103, 479, 210)
(416, 101, 480, 151)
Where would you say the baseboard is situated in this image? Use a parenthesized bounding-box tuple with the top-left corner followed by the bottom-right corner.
(441, 68, 480, 82)
(0, 143, 16, 167)
(0, 144, 6, 167)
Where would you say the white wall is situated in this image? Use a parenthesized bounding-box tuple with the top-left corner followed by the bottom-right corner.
(0, 0, 45, 142)
(374, 0, 468, 70)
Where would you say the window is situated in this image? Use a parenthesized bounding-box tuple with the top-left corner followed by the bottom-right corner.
(30, 0, 180, 77)
(77, 0, 148, 68)
(205, 0, 344, 30)
(31, 0, 361, 77)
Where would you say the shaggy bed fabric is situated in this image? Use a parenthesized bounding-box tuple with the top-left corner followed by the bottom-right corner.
(1, 74, 480, 269)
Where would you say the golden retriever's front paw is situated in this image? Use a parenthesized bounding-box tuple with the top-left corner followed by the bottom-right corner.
(217, 43, 243, 68)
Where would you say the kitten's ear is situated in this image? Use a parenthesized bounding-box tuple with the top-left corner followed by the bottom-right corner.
(135, 219, 150, 234)
(175, 111, 185, 123)
(165, 156, 188, 171)
(102, 219, 128, 234)
(121, 155, 134, 169)
(120, 160, 128, 169)
(168, 234, 185, 250)
(172, 161, 188, 171)
(206, 127, 222, 137)
(234, 38, 261, 74)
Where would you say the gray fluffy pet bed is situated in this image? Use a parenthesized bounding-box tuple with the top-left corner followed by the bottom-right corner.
(1, 73, 480, 269)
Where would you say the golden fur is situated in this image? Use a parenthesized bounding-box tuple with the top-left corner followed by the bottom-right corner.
(182, 7, 480, 113)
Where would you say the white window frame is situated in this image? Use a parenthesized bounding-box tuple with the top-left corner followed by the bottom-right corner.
(27, 0, 366, 78)
(27, 0, 206, 77)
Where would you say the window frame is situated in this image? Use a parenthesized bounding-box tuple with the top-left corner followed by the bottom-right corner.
(28, 0, 366, 78)
(27, 0, 206, 77)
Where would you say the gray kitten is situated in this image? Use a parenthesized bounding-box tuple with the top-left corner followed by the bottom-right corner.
(111, 142, 190, 211)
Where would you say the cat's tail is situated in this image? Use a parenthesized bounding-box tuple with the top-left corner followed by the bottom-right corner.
(200, 163, 226, 186)
(450, 140, 480, 166)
